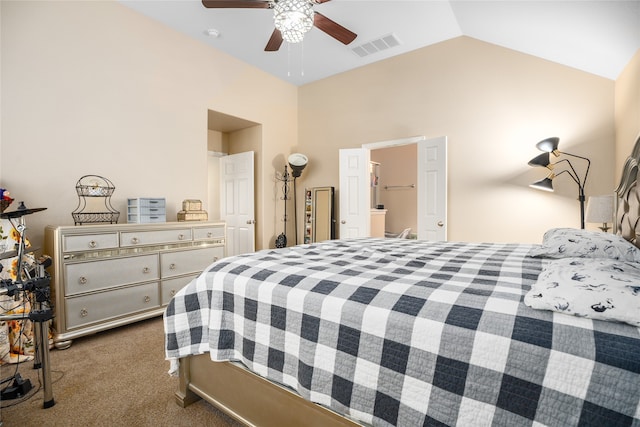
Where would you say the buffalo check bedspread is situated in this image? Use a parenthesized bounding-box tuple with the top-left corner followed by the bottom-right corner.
(164, 238, 640, 427)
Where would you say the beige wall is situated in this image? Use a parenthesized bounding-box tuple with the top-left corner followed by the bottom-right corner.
(1, 0, 297, 250)
(299, 37, 615, 243)
(2, 3, 633, 250)
(615, 49, 640, 177)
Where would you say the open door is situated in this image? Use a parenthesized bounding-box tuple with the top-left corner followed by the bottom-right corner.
(417, 137, 447, 240)
(339, 137, 447, 240)
(339, 148, 370, 238)
(220, 151, 255, 256)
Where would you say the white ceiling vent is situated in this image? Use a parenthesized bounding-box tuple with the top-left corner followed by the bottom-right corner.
(350, 33, 401, 58)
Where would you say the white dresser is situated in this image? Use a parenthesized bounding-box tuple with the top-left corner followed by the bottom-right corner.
(44, 221, 225, 349)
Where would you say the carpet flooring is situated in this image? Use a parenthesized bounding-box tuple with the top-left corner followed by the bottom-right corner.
(0, 317, 244, 427)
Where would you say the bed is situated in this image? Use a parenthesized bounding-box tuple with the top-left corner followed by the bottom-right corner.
(164, 137, 640, 427)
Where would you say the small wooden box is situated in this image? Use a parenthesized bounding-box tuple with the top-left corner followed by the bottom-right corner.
(177, 210, 208, 222)
(182, 199, 202, 211)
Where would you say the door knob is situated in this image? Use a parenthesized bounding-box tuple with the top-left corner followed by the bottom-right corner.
(246, 220, 256, 224)
(437, 221, 444, 227)
(341, 220, 346, 224)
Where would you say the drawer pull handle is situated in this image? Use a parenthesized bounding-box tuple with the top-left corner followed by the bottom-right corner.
(169, 263, 176, 270)
(131, 237, 139, 245)
(207, 232, 213, 238)
(78, 276, 88, 285)
(88, 240, 97, 248)
(80, 308, 88, 317)
(213, 257, 219, 262)
(178, 234, 185, 240)
(143, 267, 150, 274)
(144, 296, 151, 303)
(170, 290, 176, 297)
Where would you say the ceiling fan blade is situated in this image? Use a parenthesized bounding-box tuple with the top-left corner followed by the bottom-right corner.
(202, 0, 271, 9)
(313, 12, 357, 45)
(265, 29, 284, 51)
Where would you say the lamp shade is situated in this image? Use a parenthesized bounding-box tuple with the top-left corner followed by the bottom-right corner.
(528, 152, 551, 168)
(536, 137, 560, 153)
(586, 195, 614, 224)
(530, 176, 554, 192)
(288, 153, 308, 178)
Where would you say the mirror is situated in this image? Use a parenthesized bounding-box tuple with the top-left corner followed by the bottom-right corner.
(304, 187, 335, 243)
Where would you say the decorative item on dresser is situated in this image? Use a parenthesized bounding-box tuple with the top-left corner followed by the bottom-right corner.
(45, 221, 225, 349)
(177, 199, 208, 222)
(71, 175, 120, 225)
(528, 137, 591, 229)
(127, 198, 166, 223)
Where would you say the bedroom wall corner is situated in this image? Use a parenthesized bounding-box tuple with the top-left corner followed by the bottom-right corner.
(615, 49, 640, 178)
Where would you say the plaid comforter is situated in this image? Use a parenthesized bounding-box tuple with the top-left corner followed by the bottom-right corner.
(164, 238, 640, 427)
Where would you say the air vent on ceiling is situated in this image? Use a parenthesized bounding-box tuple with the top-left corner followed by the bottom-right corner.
(350, 33, 401, 58)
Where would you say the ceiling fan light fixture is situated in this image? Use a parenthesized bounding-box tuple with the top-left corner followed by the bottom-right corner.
(273, 0, 314, 43)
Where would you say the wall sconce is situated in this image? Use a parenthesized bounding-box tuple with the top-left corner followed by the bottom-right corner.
(586, 194, 614, 232)
(528, 137, 591, 229)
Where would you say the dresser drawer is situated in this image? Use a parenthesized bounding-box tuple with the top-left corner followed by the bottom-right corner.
(65, 282, 160, 329)
(193, 225, 225, 241)
(63, 233, 119, 252)
(120, 228, 192, 247)
(161, 274, 198, 305)
(160, 246, 224, 278)
(65, 254, 159, 296)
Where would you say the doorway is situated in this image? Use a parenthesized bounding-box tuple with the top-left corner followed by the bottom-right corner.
(339, 136, 447, 240)
(207, 110, 260, 254)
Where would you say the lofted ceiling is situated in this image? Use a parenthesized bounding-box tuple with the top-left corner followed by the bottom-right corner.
(119, 0, 640, 86)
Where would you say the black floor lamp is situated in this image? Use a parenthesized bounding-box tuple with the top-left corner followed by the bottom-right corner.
(288, 153, 308, 244)
(528, 137, 591, 229)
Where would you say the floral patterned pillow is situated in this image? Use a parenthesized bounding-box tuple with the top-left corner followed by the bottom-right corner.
(524, 257, 640, 327)
(529, 228, 640, 263)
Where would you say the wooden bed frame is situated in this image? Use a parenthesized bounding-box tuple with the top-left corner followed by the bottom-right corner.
(176, 354, 360, 426)
(175, 134, 640, 427)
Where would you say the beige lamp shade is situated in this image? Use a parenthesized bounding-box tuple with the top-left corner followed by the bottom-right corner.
(586, 195, 614, 231)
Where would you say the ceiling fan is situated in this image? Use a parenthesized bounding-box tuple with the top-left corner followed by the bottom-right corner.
(202, 0, 357, 52)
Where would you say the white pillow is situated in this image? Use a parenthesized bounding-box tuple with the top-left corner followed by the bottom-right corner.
(529, 228, 640, 263)
(524, 257, 640, 327)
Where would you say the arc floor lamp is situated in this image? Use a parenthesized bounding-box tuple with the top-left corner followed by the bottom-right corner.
(528, 137, 591, 229)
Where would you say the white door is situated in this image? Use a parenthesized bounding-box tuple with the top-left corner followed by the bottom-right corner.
(220, 151, 255, 256)
(417, 137, 447, 240)
(339, 148, 370, 238)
